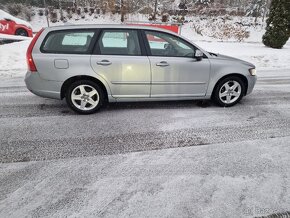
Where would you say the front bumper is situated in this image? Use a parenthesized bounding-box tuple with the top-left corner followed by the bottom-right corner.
(25, 71, 62, 100)
(246, 75, 257, 95)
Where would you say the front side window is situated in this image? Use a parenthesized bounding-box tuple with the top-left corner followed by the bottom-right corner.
(145, 31, 195, 57)
(97, 29, 141, 56)
(41, 30, 95, 54)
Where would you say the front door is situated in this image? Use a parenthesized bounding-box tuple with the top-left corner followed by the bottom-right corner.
(90, 29, 151, 98)
(143, 30, 211, 98)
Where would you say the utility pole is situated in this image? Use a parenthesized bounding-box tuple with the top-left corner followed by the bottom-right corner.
(43, 0, 50, 27)
(59, 0, 64, 21)
(153, 0, 158, 20)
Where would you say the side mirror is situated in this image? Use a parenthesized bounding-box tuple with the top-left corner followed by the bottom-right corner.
(4, 18, 12, 22)
(195, 50, 203, 61)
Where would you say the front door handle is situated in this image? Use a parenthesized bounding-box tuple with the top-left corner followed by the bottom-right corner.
(156, 61, 169, 67)
(97, 60, 112, 66)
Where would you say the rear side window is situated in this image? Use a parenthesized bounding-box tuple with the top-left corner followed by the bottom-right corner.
(96, 29, 141, 56)
(41, 30, 96, 54)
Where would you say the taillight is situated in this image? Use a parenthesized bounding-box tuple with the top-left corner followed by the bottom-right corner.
(26, 28, 44, 72)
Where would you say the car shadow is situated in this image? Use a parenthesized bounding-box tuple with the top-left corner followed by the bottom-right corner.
(104, 100, 214, 111)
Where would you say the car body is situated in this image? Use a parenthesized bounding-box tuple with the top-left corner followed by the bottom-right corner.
(25, 24, 257, 114)
(0, 9, 33, 37)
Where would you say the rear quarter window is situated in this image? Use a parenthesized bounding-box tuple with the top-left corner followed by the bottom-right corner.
(41, 30, 96, 54)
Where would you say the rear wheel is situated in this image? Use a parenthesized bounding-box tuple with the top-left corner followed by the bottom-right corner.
(15, 28, 28, 37)
(66, 80, 104, 114)
(213, 76, 245, 107)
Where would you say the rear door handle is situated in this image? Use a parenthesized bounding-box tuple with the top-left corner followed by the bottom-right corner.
(156, 61, 169, 67)
(97, 60, 112, 66)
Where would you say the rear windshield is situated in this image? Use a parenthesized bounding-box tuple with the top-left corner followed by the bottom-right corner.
(41, 30, 96, 54)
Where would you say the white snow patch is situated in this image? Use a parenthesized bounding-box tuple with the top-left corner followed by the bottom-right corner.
(0, 33, 32, 40)
(0, 39, 31, 78)
(0, 137, 290, 217)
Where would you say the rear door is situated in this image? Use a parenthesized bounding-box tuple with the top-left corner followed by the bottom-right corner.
(90, 29, 151, 98)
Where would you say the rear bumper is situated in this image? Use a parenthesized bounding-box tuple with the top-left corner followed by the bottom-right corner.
(246, 75, 257, 95)
(25, 71, 62, 100)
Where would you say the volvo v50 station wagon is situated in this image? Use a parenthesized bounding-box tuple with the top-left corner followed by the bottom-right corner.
(25, 25, 257, 114)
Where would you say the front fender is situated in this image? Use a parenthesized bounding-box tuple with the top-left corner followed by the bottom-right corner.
(206, 60, 252, 97)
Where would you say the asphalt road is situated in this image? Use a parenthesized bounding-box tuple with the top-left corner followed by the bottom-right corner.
(1, 73, 290, 163)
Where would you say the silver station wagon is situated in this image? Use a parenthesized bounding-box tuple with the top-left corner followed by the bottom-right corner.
(25, 24, 257, 114)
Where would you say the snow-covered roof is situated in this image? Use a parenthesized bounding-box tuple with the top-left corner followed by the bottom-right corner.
(0, 9, 32, 29)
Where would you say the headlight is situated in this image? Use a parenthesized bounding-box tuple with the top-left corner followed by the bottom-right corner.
(249, 68, 256, 76)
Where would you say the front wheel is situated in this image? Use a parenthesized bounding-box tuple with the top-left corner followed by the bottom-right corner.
(213, 76, 245, 107)
(66, 80, 104, 114)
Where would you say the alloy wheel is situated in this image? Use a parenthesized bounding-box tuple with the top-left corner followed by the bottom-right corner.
(219, 80, 242, 104)
(71, 84, 99, 111)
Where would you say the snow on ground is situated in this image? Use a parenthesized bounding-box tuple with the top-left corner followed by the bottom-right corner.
(197, 41, 290, 71)
(181, 16, 266, 43)
(0, 33, 32, 41)
(0, 39, 31, 78)
(1, 137, 290, 218)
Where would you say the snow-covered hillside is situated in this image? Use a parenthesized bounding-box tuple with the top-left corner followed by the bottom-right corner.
(30, 11, 266, 43)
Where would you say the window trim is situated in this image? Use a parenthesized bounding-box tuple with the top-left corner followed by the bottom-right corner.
(92, 28, 146, 56)
(141, 29, 208, 59)
(40, 28, 100, 55)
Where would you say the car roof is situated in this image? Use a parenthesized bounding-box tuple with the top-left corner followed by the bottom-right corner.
(45, 24, 180, 36)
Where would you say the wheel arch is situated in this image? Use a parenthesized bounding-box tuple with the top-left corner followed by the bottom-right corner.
(15, 27, 28, 36)
(211, 73, 248, 98)
(61, 75, 109, 102)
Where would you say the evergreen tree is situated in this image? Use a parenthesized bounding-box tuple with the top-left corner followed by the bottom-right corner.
(262, 0, 289, 49)
(286, 0, 290, 35)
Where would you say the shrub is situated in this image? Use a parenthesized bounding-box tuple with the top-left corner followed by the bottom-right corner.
(161, 13, 169, 22)
(192, 17, 250, 41)
(50, 10, 58, 23)
(6, 3, 24, 16)
(38, 9, 44, 16)
(66, 7, 71, 14)
(89, 7, 95, 14)
(262, 0, 289, 48)
(76, 7, 81, 15)
(23, 7, 32, 21)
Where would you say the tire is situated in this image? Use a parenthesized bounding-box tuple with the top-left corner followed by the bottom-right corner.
(212, 76, 245, 107)
(15, 28, 28, 37)
(66, 80, 104, 114)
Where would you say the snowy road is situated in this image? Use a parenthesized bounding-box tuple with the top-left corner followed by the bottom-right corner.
(1, 71, 290, 163)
